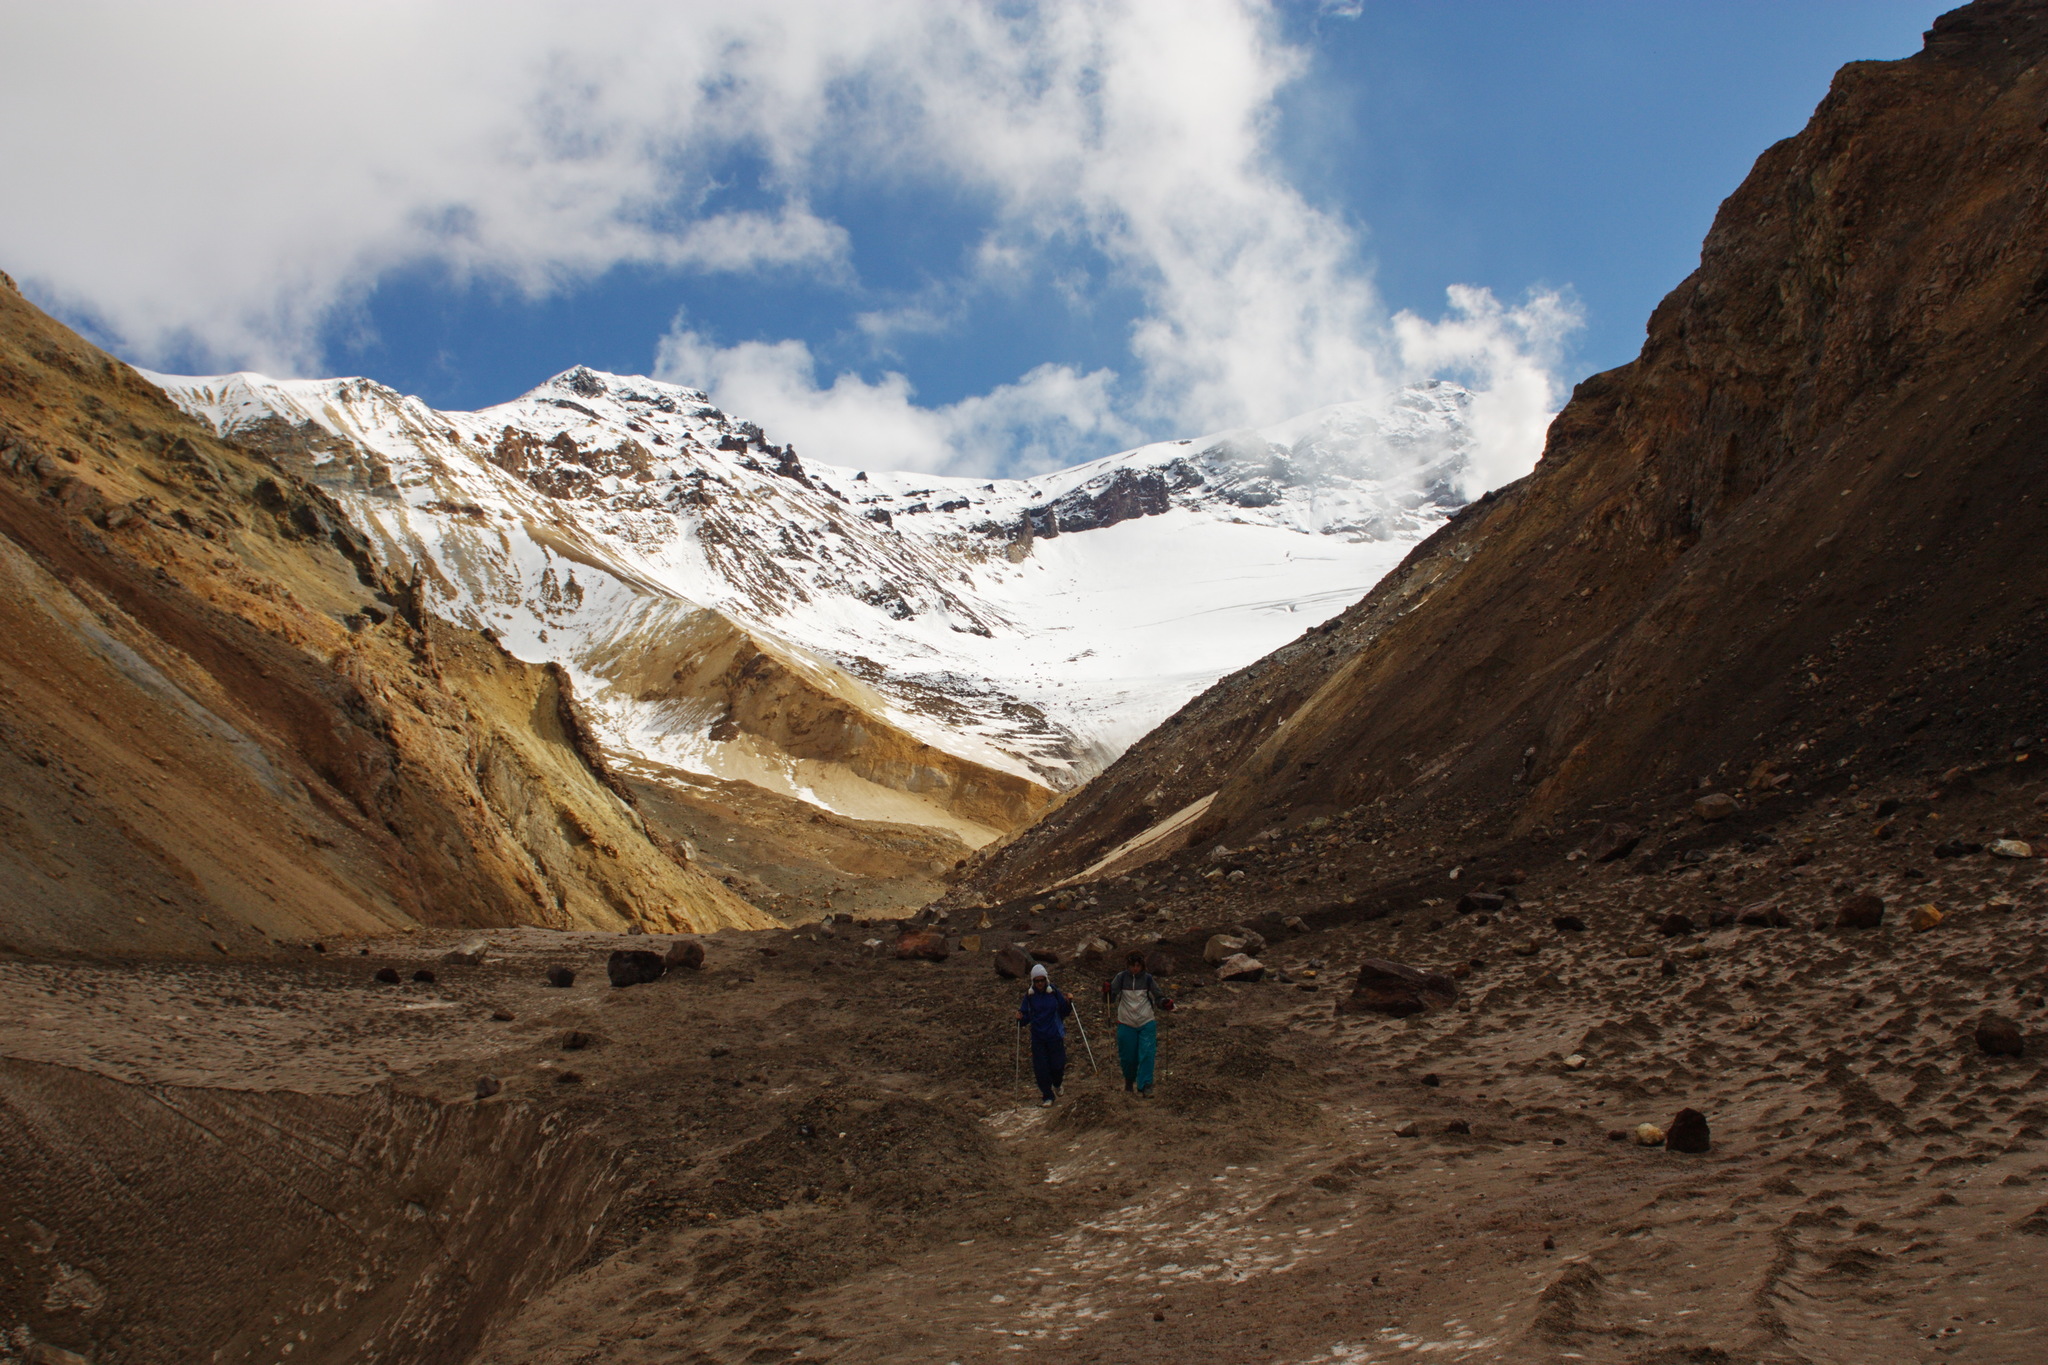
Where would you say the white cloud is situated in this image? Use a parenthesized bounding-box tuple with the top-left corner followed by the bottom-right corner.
(0, 0, 1580, 484)
(655, 325, 1138, 476)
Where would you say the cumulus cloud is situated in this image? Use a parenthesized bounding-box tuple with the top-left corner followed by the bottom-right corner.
(656, 325, 1139, 476)
(0, 0, 1581, 483)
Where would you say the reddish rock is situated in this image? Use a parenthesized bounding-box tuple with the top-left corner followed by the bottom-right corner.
(663, 939, 705, 970)
(1835, 894, 1886, 930)
(1976, 1014, 2025, 1058)
(993, 944, 1034, 979)
(1551, 914, 1587, 932)
(544, 965, 576, 988)
(372, 967, 401, 984)
(894, 928, 950, 961)
(1657, 912, 1696, 937)
(1693, 793, 1739, 821)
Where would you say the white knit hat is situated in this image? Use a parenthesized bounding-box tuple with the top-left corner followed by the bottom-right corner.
(1029, 963, 1049, 979)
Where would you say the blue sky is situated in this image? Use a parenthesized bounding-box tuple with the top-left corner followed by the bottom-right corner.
(1, 1, 1936, 478)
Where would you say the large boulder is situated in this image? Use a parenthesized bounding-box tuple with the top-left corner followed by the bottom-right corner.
(440, 936, 490, 966)
(1203, 933, 1248, 964)
(993, 944, 1034, 979)
(1215, 953, 1265, 983)
(1834, 893, 1886, 930)
(1976, 1014, 2025, 1057)
(1693, 792, 1739, 821)
(894, 928, 950, 961)
(663, 938, 705, 970)
(1666, 1107, 1712, 1153)
(1144, 946, 1178, 978)
(1337, 958, 1459, 1017)
(607, 950, 667, 988)
(1589, 823, 1642, 863)
(544, 965, 576, 988)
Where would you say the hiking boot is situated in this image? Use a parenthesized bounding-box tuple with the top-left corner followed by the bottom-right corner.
(1124, 1082, 1134, 1093)
(1138, 1088, 1154, 1099)
(1040, 1097, 1055, 1107)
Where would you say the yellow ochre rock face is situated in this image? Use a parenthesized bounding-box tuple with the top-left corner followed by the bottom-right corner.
(0, 283, 771, 958)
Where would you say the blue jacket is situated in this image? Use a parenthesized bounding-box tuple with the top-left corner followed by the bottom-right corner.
(1018, 986, 1072, 1042)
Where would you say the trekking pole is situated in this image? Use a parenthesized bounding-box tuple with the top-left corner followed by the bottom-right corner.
(1071, 1011, 1100, 1075)
(1012, 1020, 1021, 1090)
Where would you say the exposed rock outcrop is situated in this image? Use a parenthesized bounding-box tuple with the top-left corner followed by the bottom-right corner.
(949, 0, 2048, 902)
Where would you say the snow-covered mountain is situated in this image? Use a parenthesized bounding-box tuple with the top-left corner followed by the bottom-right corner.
(150, 365, 1474, 844)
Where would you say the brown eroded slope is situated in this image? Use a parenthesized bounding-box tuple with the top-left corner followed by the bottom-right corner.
(0, 275, 772, 957)
(951, 0, 2048, 904)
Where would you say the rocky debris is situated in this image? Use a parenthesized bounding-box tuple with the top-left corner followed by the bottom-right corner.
(1563, 1054, 1587, 1071)
(411, 969, 437, 984)
(1457, 891, 1507, 915)
(1551, 914, 1586, 932)
(1215, 953, 1265, 983)
(1029, 948, 1061, 965)
(1910, 903, 1945, 932)
(1282, 915, 1309, 933)
(1835, 894, 1886, 930)
(489, 1008, 515, 1022)
(1989, 838, 2034, 859)
(1075, 936, 1113, 961)
(24, 1342, 94, 1365)
(1337, 958, 1458, 1017)
(1666, 1108, 1711, 1154)
(440, 937, 490, 966)
(1976, 1015, 2026, 1058)
(475, 1076, 502, 1100)
(1445, 1119, 1471, 1135)
(553, 1070, 583, 1085)
(1738, 903, 1789, 928)
(1934, 837, 1985, 858)
(1657, 912, 1696, 937)
(1392, 1121, 1420, 1138)
(559, 1030, 601, 1051)
(1633, 1123, 1666, 1148)
(1589, 823, 1642, 863)
(372, 967, 401, 985)
(993, 944, 1034, 979)
(663, 939, 705, 971)
(1144, 947, 1177, 977)
(1693, 793, 1739, 822)
(544, 966, 577, 988)
(606, 950, 666, 988)
(893, 928, 950, 961)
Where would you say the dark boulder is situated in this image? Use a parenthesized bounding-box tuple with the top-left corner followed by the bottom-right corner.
(994, 944, 1034, 979)
(1934, 837, 1984, 858)
(475, 1076, 502, 1100)
(372, 967, 401, 985)
(544, 965, 576, 988)
(606, 950, 666, 988)
(1737, 903, 1788, 928)
(663, 939, 705, 970)
(1337, 958, 1459, 1017)
(1657, 912, 1696, 937)
(1976, 1014, 2025, 1057)
(1144, 947, 1177, 978)
(1551, 914, 1587, 933)
(1590, 823, 1642, 863)
(1457, 892, 1506, 915)
(1666, 1108, 1712, 1153)
(1835, 894, 1886, 930)
(559, 1030, 602, 1051)
(411, 969, 437, 984)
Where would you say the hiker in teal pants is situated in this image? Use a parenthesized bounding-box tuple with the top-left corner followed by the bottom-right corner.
(1106, 951, 1169, 1096)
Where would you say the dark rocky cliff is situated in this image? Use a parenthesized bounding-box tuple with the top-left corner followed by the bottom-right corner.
(951, 0, 2048, 903)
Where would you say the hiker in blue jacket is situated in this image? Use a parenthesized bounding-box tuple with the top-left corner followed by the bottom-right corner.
(1018, 963, 1074, 1106)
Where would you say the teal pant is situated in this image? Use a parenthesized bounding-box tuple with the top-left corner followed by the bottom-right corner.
(1116, 1020, 1157, 1091)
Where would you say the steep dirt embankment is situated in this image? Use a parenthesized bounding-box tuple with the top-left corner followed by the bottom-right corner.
(954, 0, 2048, 903)
(0, 276, 770, 955)
(0, 1056, 623, 1365)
